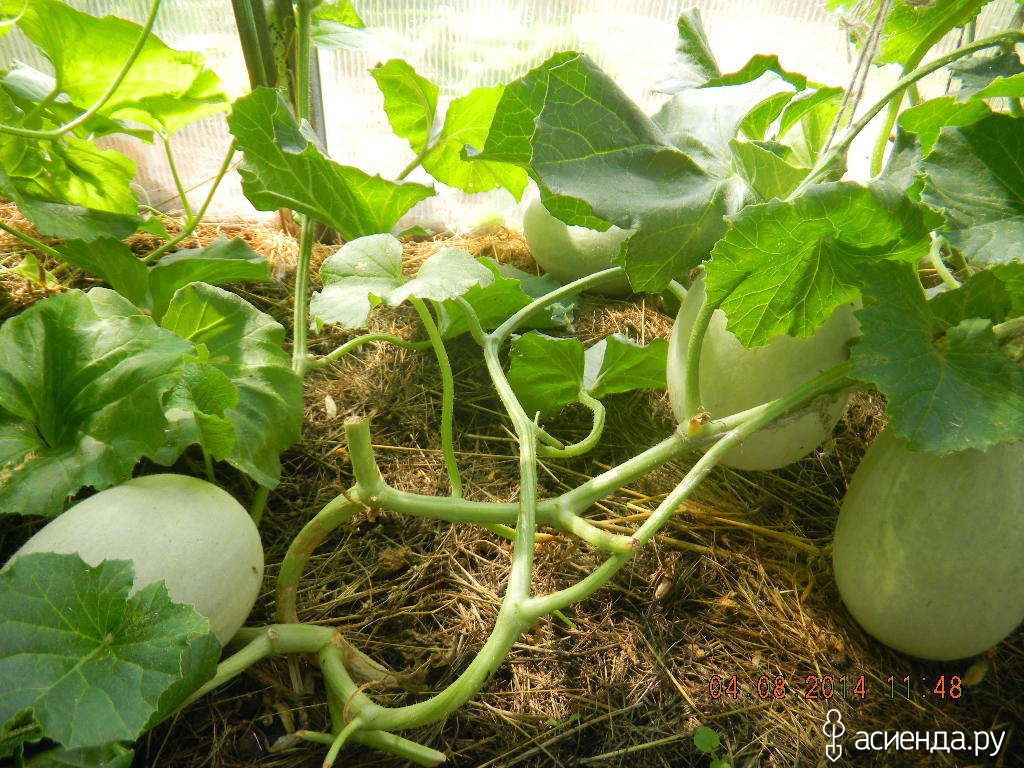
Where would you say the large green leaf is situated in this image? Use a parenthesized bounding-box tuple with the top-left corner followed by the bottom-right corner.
(922, 114, 1024, 267)
(310, 234, 494, 329)
(852, 261, 1024, 453)
(372, 59, 438, 155)
(508, 331, 668, 417)
(56, 239, 151, 308)
(228, 89, 434, 240)
(3, 0, 228, 134)
(422, 85, 528, 198)
(56, 237, 274, 320)
(828, 0, 991, 68)
(4, 137, 138, 216)
(148, 237, 273, 320)
(705, 182, 931, 347)
(0, 553, 218, 750)
(0, 168, 139, 242)
(949, 50, 1024, 100)
(437, 260, 571, 339)
(0, 289, 189, 518)
(897, 96, 991, 155)
(656, 9, 720, 92)
(482, 52, 728, 292)
(159, 284, 303, 488)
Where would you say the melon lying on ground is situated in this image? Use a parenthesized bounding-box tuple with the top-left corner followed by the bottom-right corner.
(833, 430, 1024, 661)
(9, 474, 264, 645)
(667, 277, 858, 470)
(522, 199, 634, 296)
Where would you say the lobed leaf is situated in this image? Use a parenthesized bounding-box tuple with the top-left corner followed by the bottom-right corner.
(0, 553, 218, 751)
(922, 113, 1024, 267)
(2, 0, 228, 135)
(372, 59, 439, 155)
(423, 85, 528, 198)
(159, 283, 303, 488)
(705, 182, 931, 347)
(509, 331, 668, 418)
(851, 261, 1024, 453)
(0, 290, 189, 518)
(228, 89, 434, 241)
(310, 234, 493, 330)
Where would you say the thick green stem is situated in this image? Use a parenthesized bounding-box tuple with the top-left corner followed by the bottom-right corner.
(291, 217, 315, 374)
(0, 0, 163, 139)
(683, 293, 719, 419)
(308, 333, 432, 371)
(276, 494, 360, 624)
(249, 485, 270, 526)
(179, 624, 335, 710)
(293, 2, 313, 122)
(797, 31, 1024, 194)
(143, 144, 236, 263)
(324, 717, 363, 767)
(410, 297, 462, 497)
(538, 392, 605, 458)
(521, 362, 854, 619)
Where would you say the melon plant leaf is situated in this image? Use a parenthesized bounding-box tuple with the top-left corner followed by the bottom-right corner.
(583, 334, 668, 398)
(656, 9, 720, 93)
(437, 260, 571, 339)
(55, 237, 274, 321)
(0, 553, 218, 751)
(310, 234, 493, 329)
(922, 114, 1024, 267)
(705, 181, 931, 347)
(897, 97, 991, 155)
(423, 85, 529, 198)
(729, 140, 806, 200)
(56, 238, 151, 308)
(0, 169, 139, 242)
(949, 50, 1024, 100)
(509, 332, 667, 417)
(702, 54, 808, 90)
(372, 59, 438, 155)
(929, 264, 1024, 327)
(159, 283, 303, 488)
(0, 289, 189, 518)
(508, 333, 585, 418)
(228, 88, 434, 240)
(828, 0, 990, 68)
(148, 237, 273, 320)
(851, 261, 1024, 453)
(310, 0, 372, 49)
(2, 0, 228, 135)
(0, 135, 138, 216)
(24, 743, 134, 768)
(1, 62, 154, 142)
(481, 52, 728, 292)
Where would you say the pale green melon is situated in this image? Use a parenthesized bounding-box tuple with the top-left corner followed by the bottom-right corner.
(10, 474, 264, 644)
(833, 430, 1024, 660)
(666, 278, 858, 470)
(522, 199, 634, 296)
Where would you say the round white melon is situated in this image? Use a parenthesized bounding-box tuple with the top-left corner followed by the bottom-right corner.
(522, 199, 634, 296)
(833, 430, 1024, 660)
(9, 474, 264, 645)
(666, 277, 858, 470)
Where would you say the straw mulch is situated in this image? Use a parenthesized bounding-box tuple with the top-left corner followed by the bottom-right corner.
(1, 208, 1021, 768)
